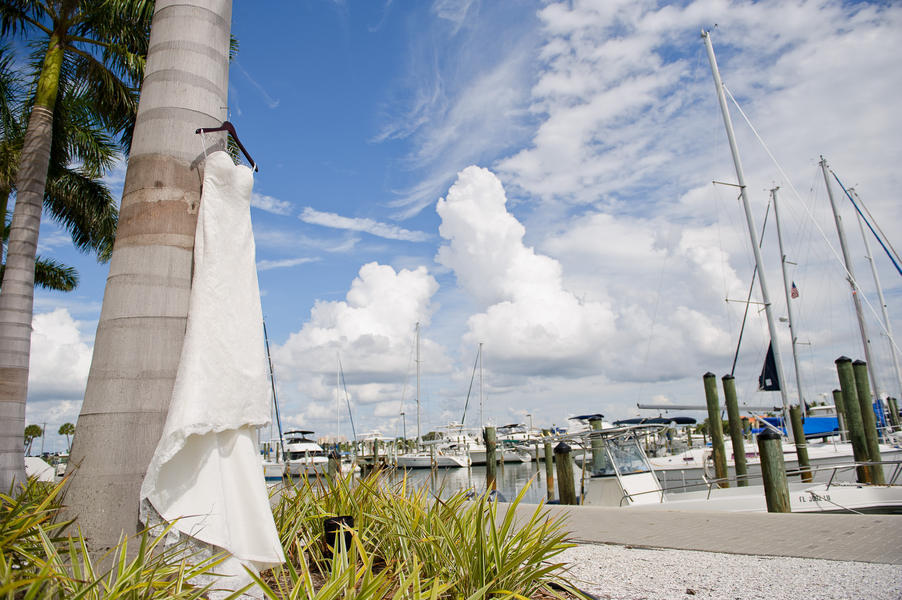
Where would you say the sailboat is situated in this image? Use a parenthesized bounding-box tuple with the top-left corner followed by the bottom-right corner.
(456, 344, 530, 465)
(664, 30, 902, 493)
(395, 323, 470, 469)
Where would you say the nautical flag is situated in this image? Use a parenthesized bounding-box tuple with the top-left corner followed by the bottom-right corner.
(790, 281, 799, 299)
(758, 341, 781, 392)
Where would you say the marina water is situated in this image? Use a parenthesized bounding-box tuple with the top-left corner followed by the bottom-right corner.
(383, 461, 583, 505)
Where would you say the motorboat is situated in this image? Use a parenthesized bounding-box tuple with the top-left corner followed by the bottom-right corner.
(648, 434, 902, 492)
(569, 424, 902, 514)
(281, 430, 329, 477)
(438, 422, 530, 465)
(395, 447, 470, 469)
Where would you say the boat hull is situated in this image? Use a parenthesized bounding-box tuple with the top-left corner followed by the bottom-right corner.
(650, 442, 902, 492)
(396, 452, 470, 468)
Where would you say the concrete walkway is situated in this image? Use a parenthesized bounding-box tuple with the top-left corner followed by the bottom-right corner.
(509, 504, 902, 565)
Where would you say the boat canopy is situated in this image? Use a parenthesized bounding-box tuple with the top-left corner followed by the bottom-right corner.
(613, 416, 697, 426)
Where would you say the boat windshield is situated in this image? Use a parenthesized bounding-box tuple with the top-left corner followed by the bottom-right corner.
(594, 437, 651, 477)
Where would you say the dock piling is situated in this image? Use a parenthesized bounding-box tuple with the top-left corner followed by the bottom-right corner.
(485, 426, 497, 490)
(757, 430, 790, 513)
(789, 406, 812, 483)
(852, 360, 885, 485)
(832, 389, 847, 442)
(543, 429, 554, 502)
(554, 441, 577, 505)
(703, 372, 729, 488)
(722, 375, 748, 487)
(589, 417, 606, 473)
(835, 356, 871, 483)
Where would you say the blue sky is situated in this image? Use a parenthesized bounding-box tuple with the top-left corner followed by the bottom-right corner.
(23, 0, 902, 450)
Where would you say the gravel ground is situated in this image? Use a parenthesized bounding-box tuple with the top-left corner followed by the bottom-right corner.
(559, 544, 902, 600)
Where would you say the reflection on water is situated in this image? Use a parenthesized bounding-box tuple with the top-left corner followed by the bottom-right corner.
(381, 460, 585, 505)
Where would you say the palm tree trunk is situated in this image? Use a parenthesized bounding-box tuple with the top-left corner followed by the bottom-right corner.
(0, 100, 55, 489)
(62, 0, 233, 551)
(0, 31, 66, 489)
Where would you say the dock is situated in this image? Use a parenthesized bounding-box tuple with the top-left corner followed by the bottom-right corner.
(508, 504, 902, 565)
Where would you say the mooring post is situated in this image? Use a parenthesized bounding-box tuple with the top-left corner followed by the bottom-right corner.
(789, 406, 812, 483)
(703, 372, 729, 488)
(890, 397, 901, 429)
(485, 426, 497, 490)
(832, 389, 847, 442)
(852, 360, 885, 485)
(757, 430, 790, 513)
(543, 429, 555, 502)
(722, 375, 748, 487)
(589, 417, 606, 473)
(836, 357, 871, 483)
(328, 449, 342, 480)
(554, 441, 577, 505)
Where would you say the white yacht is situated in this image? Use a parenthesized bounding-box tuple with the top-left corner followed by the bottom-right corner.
(280, 430, 329, 477)
(571, 424, 902, 514)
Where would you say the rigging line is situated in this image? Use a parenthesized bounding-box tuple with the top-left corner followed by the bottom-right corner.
(856, 190, 902, 268)
(637, 42, 705, 404)
(395, 324, 417, 438)
(338, 356, 357, 444)
(731, 201, 771, 376)
(262, 318, 285, 459)
(722, 84, 901, 357)
(459, 345, 480, 428)
(833, 172, 902, 277)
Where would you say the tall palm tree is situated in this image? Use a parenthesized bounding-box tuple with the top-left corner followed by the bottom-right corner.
(63, 0, 234, 550)
(58, 422, 73, 451)
(23, 423, 41, 455)
(0, 1, 149, 490)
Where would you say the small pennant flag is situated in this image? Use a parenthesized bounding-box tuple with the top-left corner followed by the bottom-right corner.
(791, 281, 799, 299)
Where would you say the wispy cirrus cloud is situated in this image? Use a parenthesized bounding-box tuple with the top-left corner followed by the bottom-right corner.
(300, 207, 431, 242)
(251, 192, 292, 215)
(256, 257, 319, 271)
(232, 60, 280, 109)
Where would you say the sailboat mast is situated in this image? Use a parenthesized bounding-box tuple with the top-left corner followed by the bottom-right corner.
(702, 30, 793, 439)
(850, 188, 902, 401)
(772, 187, 807, 415)
(479, 342, 484, 428)
(336, 352, 341, 443)
(820, 159, 880, 399)
(416, 322, 421, 449)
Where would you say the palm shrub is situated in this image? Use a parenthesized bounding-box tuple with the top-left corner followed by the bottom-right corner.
(272, 472, 583, 600)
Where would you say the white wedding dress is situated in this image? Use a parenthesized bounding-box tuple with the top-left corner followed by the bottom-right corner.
(140, 151, 285, 596)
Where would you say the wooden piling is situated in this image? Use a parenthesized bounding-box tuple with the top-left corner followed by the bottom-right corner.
(835, 356, 871, 483)
(554, 442, 577, 505)
(832, 389, 847, 442)
(757, 430, 790, 513)
(852, 360, 885, 485)
(485, 426, 497, 490)
(890, 397, 901, 429)
(589, 417, 606, 473)
(789, 406, 812, 483)
(328, 449, 341, 480)
(722, 375, 748, 487)
(703, 372, 729, 488)
(543, 429, 554, 502)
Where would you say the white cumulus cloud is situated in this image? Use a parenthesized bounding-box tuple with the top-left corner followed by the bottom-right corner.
(271, 262, 448, 433)
(27, 308, 92, 403)
(435, 166, 733, 381)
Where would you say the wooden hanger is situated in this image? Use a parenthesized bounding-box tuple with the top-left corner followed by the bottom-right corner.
(195, 121, 258, 172)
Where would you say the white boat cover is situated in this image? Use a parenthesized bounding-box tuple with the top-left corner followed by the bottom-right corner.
(140, 151, 285, 595)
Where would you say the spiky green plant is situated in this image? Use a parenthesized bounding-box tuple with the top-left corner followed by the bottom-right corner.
(271, 471, 585, 600)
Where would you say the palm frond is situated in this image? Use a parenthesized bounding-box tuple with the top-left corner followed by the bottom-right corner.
(42, 168, 118, 261)
(0, 256, 79, 292)
(33, 256, 78, 291)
